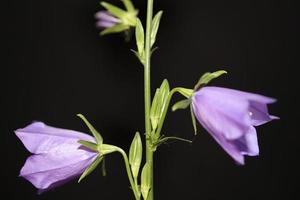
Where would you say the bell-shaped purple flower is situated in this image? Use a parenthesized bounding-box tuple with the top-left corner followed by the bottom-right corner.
(15, 122, 98, 191)
(191, 86, 278, 165)
(95, 11, 121, 28)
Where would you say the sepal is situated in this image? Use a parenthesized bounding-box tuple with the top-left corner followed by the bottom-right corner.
(194, 70, 227, 90)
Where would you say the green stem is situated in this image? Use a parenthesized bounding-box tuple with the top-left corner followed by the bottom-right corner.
(144, 0, 154, 199)
(113, 146, 140, 200)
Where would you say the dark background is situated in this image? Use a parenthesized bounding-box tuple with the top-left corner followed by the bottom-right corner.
(2, 0, 299, 199)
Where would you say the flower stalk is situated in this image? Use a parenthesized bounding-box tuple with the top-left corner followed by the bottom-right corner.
(144, 0, 154, 199)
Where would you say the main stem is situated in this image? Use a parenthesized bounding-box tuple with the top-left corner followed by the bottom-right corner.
(144, 0, 154, 199)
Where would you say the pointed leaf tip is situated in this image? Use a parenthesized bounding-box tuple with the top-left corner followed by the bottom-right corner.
(77, 114, 103, 144)
(129, 132, 142, 180)
(194, 70, 227, 90)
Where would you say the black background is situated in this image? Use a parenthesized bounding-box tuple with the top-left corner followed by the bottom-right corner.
(2, 0, 299, 199)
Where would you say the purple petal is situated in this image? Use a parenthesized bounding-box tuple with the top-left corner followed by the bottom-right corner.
(20, 152, 97, 190)
(15, 122, 95, 154)
(96, 21, 116, 28)
(95, 11, 120, 23)
(191, 86, 277, 164)
(192, 87, 251, 140)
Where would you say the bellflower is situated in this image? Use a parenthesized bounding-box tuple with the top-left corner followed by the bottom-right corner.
(95, 1, 138, 35)
(95, 11, 121, 28)
(15, 122, 98, 191)
(191, 86, 278, 165)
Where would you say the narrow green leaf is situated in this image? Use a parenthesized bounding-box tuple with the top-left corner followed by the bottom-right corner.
(156, 136, 193, 146)
(78, 156, 103, 183)
(100, 24, 129, 35)
(135, 18, 145, 56)
(141, 163, 151, 200)
(77, 114, 103, 144)
(121, 0, 135, 12)
(129, 132, 143, 180)
(190, 105, 197, 135)
(194, 70, 227, 90)
(151, 11, 163, 47)
(101, 2, 127, 19)
(78, 140, 98, 152)
(172, 99, 191, 112)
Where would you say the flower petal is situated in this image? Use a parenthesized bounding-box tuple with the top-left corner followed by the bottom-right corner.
(15, 122, 95, 154)
(192, 87, 251, 140)
(20, 151, 97, 190)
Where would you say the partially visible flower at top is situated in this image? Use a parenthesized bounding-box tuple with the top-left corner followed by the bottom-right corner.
(191, 86, 278, 165)
(96, 0, 138, 35)
(15, 122, 98, 192)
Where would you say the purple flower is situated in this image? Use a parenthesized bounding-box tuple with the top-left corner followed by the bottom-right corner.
(191, 86, 278, 165)
(15, 122, 98, 191)
(95, 11, 121, 28)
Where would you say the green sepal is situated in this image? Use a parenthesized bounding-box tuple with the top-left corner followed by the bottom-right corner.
(135, 18, 145, 57)
(121, 0, 135, 12)
(190, 105, 197, 135)
(141, 163, 151, 200)
(172, 99, 191, 112)
(78, 140, 99, 152)
(101, 2, 127, 19)
(78, 155, 104, 183)
(101, 157, 106, 176)
(99, 144, 119, 155)
(129, 132, 143, 180)
(77, 114, 103, 144)
(174, 87, 194, 98)
(194, 70, 227, 90)
(150, 79, 170, 131)
(150, 11, 163, 47)
(101, 24, 130, 35)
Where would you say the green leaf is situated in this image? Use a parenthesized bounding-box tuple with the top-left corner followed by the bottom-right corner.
(190, 105, 197, 135)
(78, 140, 98, 152)
(130, 49, 145, 64)
(141, 163, 151, 200)
(121, 0, 135, 12)
(194, 70, 227, 90)
(129, 132, 143, 180)
(135, 18, 145, 56)
(150, 79, 170, 131)
(78, 156, 103, 183)
(101, 2, 127, 19)
(156, 136, 193, 146)
(172, 99, 191, 112)
(174, 87, 194, 98)
(77, 114, 103, 144)
(100, 24, 129, 35)
(151, 11, 163, 47)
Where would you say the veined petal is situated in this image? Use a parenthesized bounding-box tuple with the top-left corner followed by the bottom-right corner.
(20, 152, 97, 189)
(192, 87, 251, 140)
(15, 122, 95, 154)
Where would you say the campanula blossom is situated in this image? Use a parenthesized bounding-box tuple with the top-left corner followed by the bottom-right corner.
(95, 11, 121, 28)
(95, 1, 138, 35)
(15, 122, 98, 191)
(191, 86, 278, 164)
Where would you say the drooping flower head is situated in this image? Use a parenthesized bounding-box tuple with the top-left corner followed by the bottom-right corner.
(191, 86, 278, 164)
(96, 0, 138, 35)
(15, 122, 98, 191)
